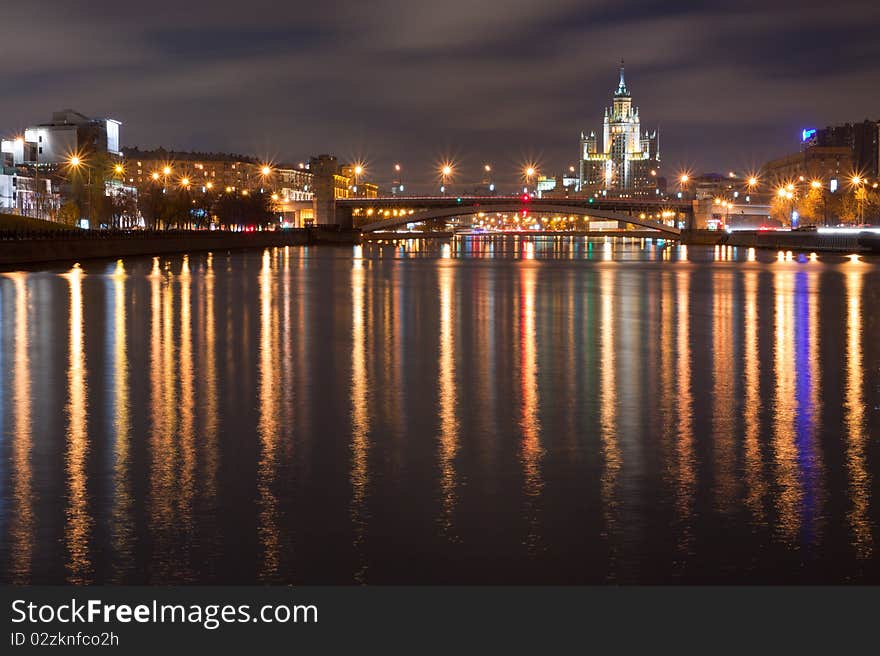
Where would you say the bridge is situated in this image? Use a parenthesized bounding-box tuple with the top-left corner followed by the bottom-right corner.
(308, 155, 691, 237)
(337, 196, 686, 236)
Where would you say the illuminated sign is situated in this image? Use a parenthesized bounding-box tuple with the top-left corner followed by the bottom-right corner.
(802, 128, 817, 142)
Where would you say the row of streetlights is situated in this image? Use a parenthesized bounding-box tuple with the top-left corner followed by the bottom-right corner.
(351, 161, 541, 186)
(66, 154, 284, 226)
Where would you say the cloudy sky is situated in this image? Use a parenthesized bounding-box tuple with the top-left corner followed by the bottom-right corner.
(3, 0, 879, 189)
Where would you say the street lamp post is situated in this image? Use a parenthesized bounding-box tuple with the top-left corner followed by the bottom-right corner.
(810, 179, 829, 226)
(353, 164, 363, 197)
(524, 166, 536, 195)
(67, 155, 92, 228)
(851, 176, 865, 224)
(440, 164, 453, 195)
(393, 163, 402, 195)
(483, 164, 494, 194)
(679, 173, 691, 228)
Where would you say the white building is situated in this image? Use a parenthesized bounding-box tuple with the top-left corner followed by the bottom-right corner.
(0, 154, 58, 217)
(5, 109, 122, 167)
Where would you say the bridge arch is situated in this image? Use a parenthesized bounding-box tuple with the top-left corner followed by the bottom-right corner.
(358, 202, 681, 236)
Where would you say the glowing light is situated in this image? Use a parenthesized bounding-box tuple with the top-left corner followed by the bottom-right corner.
(811, 180, 822, 189)
(180, 177, 190, 187)
(151, 172, 160, 180)
(261, 166, 272, 176)
(748, 177, 758, 187)
(69, 155, 81, 167)
(163, 166, 172, 176)
(114, 164, 124, 174)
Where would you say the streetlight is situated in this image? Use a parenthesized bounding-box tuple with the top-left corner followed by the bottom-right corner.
(259, 164, 273, 195)
(851, 175, 865, 223)
(350, 163, 364, 196)
(440, 163, 454, 194)
(67, 153, 93, 227)
(393, 163, 402, 194)
(810, 179, 829, 225)
(523, 165, 537, 195)
(777, 186, 795, 226)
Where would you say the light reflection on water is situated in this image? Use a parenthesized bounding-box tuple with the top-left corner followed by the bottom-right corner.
(0, 236, 878, 584)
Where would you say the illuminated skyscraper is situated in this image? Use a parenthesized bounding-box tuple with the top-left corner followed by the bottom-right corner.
(579, 63, 660, 196)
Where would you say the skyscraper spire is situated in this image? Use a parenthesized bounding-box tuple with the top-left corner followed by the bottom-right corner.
(614, 59, 630, 97)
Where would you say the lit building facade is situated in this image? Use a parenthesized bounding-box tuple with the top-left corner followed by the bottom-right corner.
(0, 153, 58, 217)
(579, 64, 660, 197)
(803, 120, 879, 178)
(7, 109, 123, 168)
(762, 146, 855, 187)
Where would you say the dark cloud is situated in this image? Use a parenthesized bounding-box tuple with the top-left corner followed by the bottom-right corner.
(1, 0, 878, 189)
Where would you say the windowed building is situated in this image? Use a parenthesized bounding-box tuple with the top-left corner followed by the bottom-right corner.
(578, 63, 661, 197)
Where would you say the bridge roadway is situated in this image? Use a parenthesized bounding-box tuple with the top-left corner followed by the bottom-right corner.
(337, 195, 688, 236)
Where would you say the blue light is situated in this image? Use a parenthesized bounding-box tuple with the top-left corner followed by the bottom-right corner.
(802, 128, 816, 142)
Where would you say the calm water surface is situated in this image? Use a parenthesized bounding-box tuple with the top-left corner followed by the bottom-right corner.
(1, 236, 879, 584)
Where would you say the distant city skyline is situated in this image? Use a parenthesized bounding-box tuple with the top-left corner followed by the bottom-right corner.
(2, 1, 879, 185)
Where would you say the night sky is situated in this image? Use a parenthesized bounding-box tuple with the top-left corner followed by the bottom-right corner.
(4, 0, 879, 189)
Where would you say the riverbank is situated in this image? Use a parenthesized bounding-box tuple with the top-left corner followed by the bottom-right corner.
(682, 228, 879, 253)
(0, 227, 360, 266)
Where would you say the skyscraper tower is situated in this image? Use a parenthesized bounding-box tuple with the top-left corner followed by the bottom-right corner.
(579, 62, 660, 196)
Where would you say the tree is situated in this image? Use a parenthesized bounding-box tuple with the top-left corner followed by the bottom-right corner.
(58, 201, 80, 226)
(109, 192, 138, 228)
(212, 191, 273, 229)
(769, 194, 793, 225)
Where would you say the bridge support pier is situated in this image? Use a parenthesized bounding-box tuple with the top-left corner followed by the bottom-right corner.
(310, 154, 353, 228)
